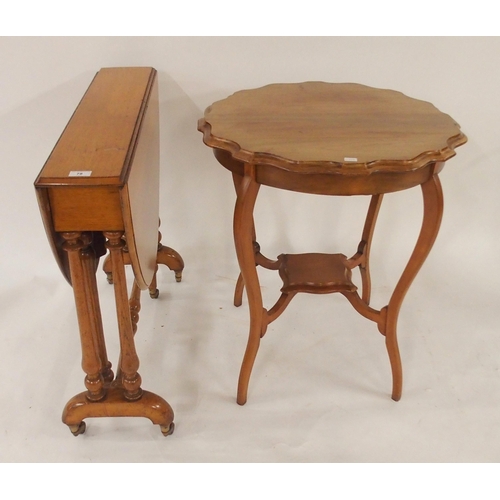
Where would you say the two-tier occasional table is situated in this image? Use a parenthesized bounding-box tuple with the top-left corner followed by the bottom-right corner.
(198, 82, 466, 405)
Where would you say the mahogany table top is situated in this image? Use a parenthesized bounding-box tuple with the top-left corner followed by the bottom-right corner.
(198, 82, 467, 175)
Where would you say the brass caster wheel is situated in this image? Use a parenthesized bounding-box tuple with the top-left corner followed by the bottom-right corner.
(175, 271, 182, 283)
(149, 288, 160, 299)
(106, 272, 113, 285)
(160, 422, 175, 437)
(69, 421, 86, 436)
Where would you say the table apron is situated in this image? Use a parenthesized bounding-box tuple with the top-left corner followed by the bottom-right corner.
(214, 148, 444, 195)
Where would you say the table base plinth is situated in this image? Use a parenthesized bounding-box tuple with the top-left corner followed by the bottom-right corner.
(62, 387, 174, 437)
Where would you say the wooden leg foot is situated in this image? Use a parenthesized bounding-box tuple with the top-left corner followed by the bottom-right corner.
(103, 254, 114, 283)
(156, 244, 184, 283)
(62, 387, 174, 434)
(387, 335, 403, 402)
(148, 270, 160, 299)
(69, 421, 86, 436)
(104, 236, 183, 288)
(161, 422, 175, 436)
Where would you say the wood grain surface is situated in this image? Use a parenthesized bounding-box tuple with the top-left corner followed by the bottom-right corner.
(199, 82, 466, 173)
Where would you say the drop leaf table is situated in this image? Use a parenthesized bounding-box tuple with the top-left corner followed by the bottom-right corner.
(35, 67, 184, 435)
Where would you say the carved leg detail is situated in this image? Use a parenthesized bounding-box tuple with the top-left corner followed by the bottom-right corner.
(129, 279, 142, 335)
(103, 241, 130, 285)
(104, 228, 183, 289)
(156, 241, 184, 284)
(113, 279, 142, 386)
(63, 232, 175, 434)
(62, 232, 106, 402)
(104, 231, 143, 402)
(155, 220, 184, 284)
(233, 167, 263, 405)
(103, 254, 113, 284)
(80, 233, 114, 384)
(383, 175, 444, 401)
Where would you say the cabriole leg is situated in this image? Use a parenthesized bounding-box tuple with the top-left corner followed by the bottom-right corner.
(382, 175, 444, 401)
(233, 167, 263, 405)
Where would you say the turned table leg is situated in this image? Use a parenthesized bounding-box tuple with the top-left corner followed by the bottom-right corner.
(382, 174, 444, 401)
(63, 230, 174, 436)
(112, 278, 142, 386)
(79, 233, 114, 384)
(62, 232, 107, 403)
(104, 231, 143, 401)
(233, 166, 264, 405)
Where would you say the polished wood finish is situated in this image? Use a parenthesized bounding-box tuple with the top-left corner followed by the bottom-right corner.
(353, 193, 383, 304)
(102, 227, 184, 298)
(62, 390, 175, 437)
(198, 82, 466, 405)
(48, 187, 124, 232)
(279, 253, 356, 294)
(104, 231, 143, 401)
(38, 67, 156, 184)
(201, 82, 466, 170)
(61, 232, 108, 402)
(35, 67, 183, 435)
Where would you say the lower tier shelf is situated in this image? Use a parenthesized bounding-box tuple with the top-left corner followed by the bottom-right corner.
(278, 252, 357, 294)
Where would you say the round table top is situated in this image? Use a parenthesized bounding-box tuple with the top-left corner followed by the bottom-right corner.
(198, 82, 466, 175)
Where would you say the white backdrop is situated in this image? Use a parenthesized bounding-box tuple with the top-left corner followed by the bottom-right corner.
(1, 37, 499, 465)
